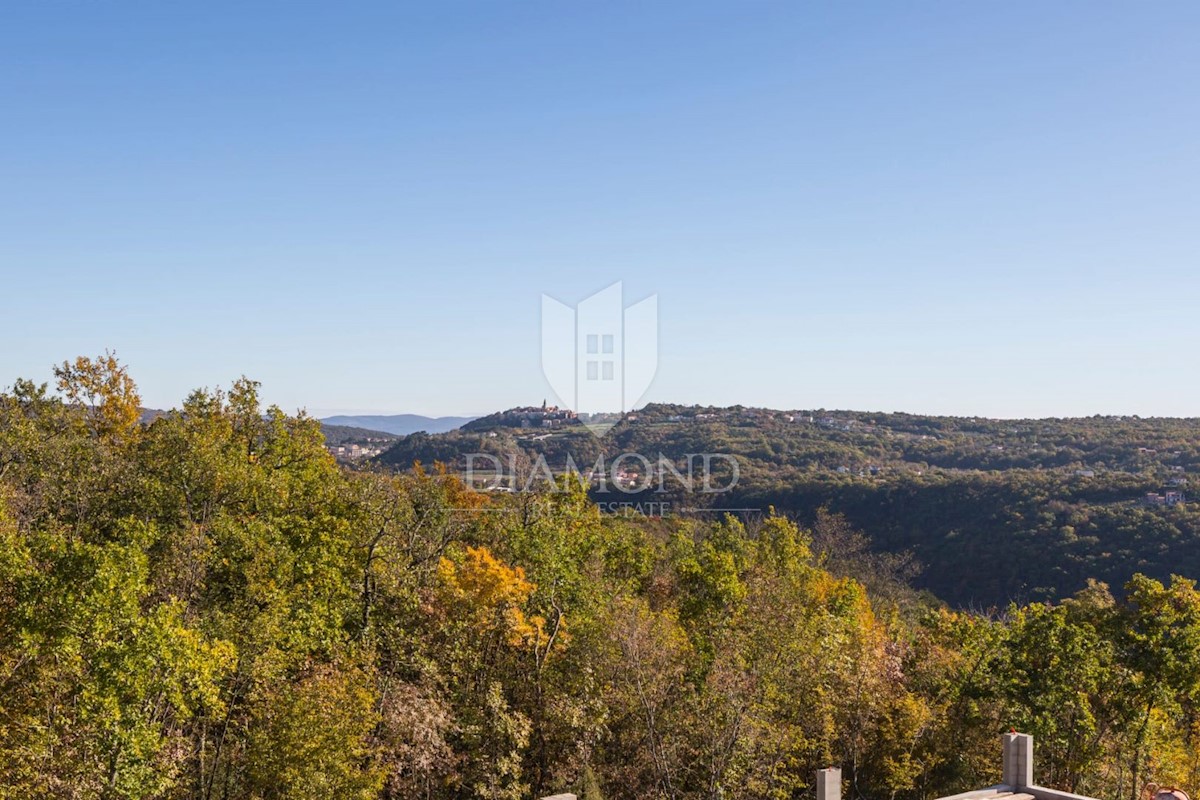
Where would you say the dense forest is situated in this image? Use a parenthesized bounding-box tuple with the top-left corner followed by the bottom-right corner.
(6, 359, 1200, 800)
(377, 403, 1200, 607)
(318, 423, 399, 448)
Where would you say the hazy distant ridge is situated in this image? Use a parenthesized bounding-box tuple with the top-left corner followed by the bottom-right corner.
(320, 414, 476, 436)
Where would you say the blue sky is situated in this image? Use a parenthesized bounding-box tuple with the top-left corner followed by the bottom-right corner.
(3, 2, 1199, 418)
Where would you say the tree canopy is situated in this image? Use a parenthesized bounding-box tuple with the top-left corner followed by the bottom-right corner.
(4, 360, 1200, 799)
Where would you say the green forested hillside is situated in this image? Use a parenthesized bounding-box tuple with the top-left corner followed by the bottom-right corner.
(319, 422, 399, 446)
(377, 403, 1200, 607)
(5, 360, 1200, 800)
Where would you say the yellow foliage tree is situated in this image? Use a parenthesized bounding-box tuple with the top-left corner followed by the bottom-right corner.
(54, 351, 142, 443)
(437, 545, 546, 648)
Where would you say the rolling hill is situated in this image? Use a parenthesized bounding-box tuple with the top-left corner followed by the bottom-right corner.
(319, 414, 476, 436)
(376, 402, 1200, 607)
(318, 423, 399, 447)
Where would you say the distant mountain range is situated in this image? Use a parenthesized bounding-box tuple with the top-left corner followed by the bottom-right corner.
(319, 414, 477, 436)
(140, 409, 471, 441)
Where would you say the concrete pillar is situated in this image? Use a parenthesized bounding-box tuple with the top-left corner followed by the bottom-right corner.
(1002, 732, 1033, 788)
(817, 767, 842, 800)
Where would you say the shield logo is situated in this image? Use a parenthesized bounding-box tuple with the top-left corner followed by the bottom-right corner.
(541, 282, 658, 436)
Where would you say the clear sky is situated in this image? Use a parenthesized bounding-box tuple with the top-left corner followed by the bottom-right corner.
(3, 2, 1199, 418)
